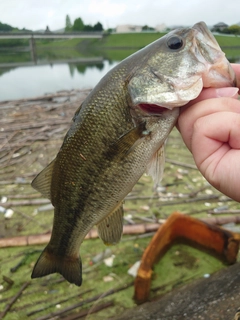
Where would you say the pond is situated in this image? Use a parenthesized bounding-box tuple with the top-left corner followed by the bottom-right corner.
(0, 46, 239, 102)
(0, 57, 119, 101)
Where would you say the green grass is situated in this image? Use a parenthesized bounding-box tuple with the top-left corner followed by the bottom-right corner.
(100, 32, 166, 48)
(0, 39, 29, 47)
(215, 34, 240, 47)
(34, 32, 240, 62)
(37, 47, 86, 59)
(34, 32, 240, 50)
(35, 38, 87, 48)
(0, 233, 232, 319)
(103, 49, 136, 61)
(0, 51, 31, 63)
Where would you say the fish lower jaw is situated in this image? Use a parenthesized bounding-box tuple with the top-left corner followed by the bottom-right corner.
(135, 101, 191, 117)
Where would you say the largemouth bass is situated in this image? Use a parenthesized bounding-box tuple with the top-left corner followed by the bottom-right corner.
(31, 22, 235, 286)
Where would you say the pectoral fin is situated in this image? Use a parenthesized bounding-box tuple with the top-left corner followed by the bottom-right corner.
(146, 144, 165, 186)
(31, 159, 55, 200)
(108, 122, 150, 159)
(97, 204, 124, 245)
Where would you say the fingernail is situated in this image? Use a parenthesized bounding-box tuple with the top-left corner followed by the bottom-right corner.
(216, 87, 239, 98)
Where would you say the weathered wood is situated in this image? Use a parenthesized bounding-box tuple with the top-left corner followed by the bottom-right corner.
(112, 262, 240, 320)
(0, 223, 160, 248)
(0, 216, 240, 248)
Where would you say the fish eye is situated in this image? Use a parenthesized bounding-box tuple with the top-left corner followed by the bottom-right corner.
(167, 36, 184, 50)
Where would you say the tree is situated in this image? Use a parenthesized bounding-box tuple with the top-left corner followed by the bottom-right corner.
(72, 17, 84, 31)
(142, 25, 154, 31)
(65, 14, 72, 32)
(227, 24, 240, 35)
(93, 22, 103, 31)
(83, 24, 94, 31)
(0, 21, 14, 31)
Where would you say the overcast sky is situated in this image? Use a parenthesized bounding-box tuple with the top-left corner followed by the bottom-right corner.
(1, 0, 239, 31)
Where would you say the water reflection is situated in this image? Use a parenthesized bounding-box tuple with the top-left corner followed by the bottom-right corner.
(68, 61, 105, 77)
(0, 60, 119, 101)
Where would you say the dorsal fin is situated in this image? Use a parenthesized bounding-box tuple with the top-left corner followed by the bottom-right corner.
(146, 144, 165, 186)
(31, 159, 55, 200)
(97, 204, 124, 245)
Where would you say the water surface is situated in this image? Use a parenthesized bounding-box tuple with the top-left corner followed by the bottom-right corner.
(0, 60, 119, 101)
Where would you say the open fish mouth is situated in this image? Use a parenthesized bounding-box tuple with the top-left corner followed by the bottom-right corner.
(138, 103, 172, 115)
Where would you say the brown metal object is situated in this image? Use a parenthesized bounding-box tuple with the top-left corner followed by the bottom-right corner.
(234, 308, 240, 320)
(134, 211, 240, 304)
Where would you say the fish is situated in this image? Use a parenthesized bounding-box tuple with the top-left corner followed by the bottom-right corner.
(31, 21, 235, 286)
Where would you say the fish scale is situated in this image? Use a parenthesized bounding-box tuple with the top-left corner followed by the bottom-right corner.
(31, 22, 235, 286)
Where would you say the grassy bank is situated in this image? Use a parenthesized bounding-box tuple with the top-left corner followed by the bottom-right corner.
(34, 32, 240, 62)
(100, 32, 166, 48)
(0, 33, 239, 65)
(35, 32, 240, 50)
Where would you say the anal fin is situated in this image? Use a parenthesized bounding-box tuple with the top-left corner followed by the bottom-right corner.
(97, 204, 124, 245)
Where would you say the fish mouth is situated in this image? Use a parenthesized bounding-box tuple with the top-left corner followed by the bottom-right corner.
(137, 103, 175, 115)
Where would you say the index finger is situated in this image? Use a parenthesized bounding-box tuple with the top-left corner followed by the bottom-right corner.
(177, 96, 240, 151)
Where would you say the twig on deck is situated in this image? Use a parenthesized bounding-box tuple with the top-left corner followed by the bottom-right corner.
(0, 281, 30, 319)
(48, 300, 114, 320)
(27, 288, 93, 317)
(209, 209, 240, 215)
(35, 282, 133, 320)
(166, 158, 198, 170)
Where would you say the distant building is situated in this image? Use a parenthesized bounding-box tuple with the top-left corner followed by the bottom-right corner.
(212, 22, 228, 31)
(155, 24, 167, 32)
(116, 24, 142, 33)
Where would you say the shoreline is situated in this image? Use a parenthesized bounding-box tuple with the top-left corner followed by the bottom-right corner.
(0, 88, 91, 107)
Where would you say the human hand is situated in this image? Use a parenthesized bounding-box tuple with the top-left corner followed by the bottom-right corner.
(177, 64, 240, 201)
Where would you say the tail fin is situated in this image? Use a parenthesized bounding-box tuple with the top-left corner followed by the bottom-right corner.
(31, 247, 82, 286)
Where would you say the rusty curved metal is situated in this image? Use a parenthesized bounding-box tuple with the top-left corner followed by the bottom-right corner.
(134, 211, 240, 304)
